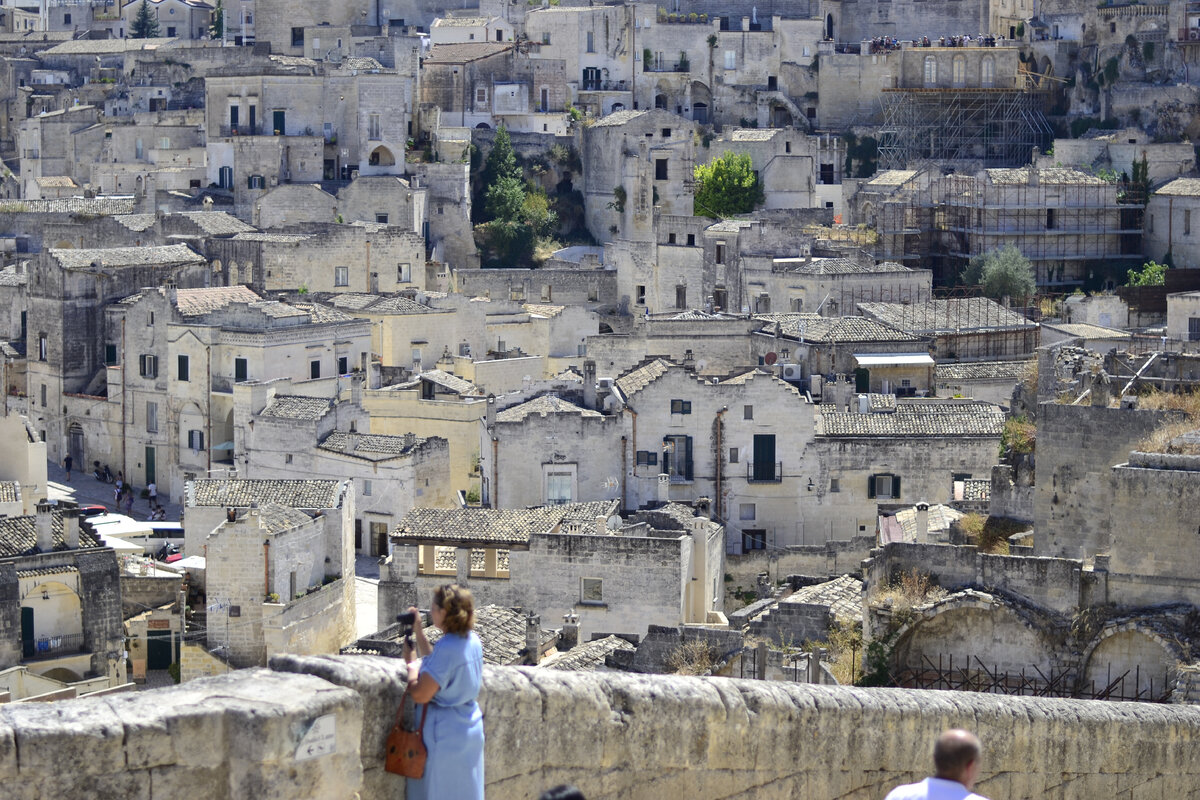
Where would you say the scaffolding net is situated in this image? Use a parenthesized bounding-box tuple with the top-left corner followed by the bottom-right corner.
(877, 88, 1053, 170)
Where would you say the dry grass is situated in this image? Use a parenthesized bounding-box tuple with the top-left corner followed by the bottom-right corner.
(957, 513, 1025, 554)
(666, 640, 716, 676)
(1020, 361, 1038, 401)
(1136, 389, 1200, 454)
(874, 569, 947, 614)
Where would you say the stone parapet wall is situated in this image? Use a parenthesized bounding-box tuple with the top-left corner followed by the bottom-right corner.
(6, 656, 1200, 798)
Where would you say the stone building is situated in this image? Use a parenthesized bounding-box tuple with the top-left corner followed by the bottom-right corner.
(25, 244, 210, 468)
(119, 0, 213, 40)
(183, 478, 356, 672)
(586, 314, 759, 378)
(749, 249, 933, 317)
(381, 500, 725, 641)
(858, 298, 1039, 361)
(715, 128, 845, 212)
(1167, 290, 1200, 342)
(0, 502, 126, 689)
(1144, 178, 1200, 269)
(523, 4, 632, 118)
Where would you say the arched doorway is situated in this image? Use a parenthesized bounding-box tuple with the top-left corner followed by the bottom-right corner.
(68, 424, 84, 472)
(475, 122, 491, 130)
(655, 94, 668, 110)
(368, 146, 395, 167)
(693, 102, 709, 124)
(826, 13, 834, 40)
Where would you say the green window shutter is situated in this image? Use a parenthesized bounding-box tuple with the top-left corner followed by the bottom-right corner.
(893, 475, 901, 498)
(867, 475, 876, 499)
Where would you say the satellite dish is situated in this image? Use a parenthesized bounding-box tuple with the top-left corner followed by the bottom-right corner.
(605, 514, 622, 530)
(764, 351, 778, 365)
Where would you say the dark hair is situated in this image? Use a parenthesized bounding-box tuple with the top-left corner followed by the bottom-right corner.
(538, 786, 586, 800)
(933, 729, 980, 779)
(434, 584, 475, 635)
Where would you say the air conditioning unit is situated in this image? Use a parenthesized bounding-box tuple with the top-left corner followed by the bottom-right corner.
(781, 363, 802, 382)
(598, 377, 615, 390)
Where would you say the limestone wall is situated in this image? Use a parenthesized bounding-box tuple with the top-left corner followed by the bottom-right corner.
(10, 656, 1200, 799)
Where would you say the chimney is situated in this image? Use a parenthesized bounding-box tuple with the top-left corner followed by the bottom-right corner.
(350, 373, 363, 407)
(524, 612, 541, 665)
(485, 394, 496, 431)
(583, 359, 597, 410)
(63, 508, 80, 549)
(403, 432, 417, 448)
(35, 501, 54, 552)
(560, 613, 580, 650)
(657, 472, 671, 504)
(915, 502, 930, 543)
(344, 432, 358, 453)
(595, 515, 607, 536)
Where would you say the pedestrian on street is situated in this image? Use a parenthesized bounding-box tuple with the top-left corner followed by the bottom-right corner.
(884, 729, 990, 800)
(63, 455, 72, 480)
(148, 481, 157, 505)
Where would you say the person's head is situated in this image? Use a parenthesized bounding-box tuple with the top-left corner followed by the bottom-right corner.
(933, 729, 982, 789)
(538, 786, 586, 800)
(431, 583, 475, 635)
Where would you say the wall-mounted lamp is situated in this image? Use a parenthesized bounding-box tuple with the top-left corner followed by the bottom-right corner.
(41, 588, 49, 600)
(806, 478, 814, 491)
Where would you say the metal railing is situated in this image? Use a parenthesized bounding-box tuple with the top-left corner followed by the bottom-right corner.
(219, 124, 263, 137)
(24, 632, 85, 661)
(747, 461, 782, 483)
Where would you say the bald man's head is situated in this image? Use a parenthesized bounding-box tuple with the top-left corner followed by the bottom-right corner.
(933, 729, 982, 787)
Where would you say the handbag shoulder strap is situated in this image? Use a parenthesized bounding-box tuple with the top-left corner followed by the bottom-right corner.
(395, 686, 430, 732)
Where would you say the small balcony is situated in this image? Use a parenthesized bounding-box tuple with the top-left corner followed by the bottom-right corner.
(23, 632, 85, 661)
(219, 124, 264, 137)
(747, 461, 782, 483)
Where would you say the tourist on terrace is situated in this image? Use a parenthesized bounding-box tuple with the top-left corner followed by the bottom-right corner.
(884, 729, 990, 800)
(403, 584, 485, 800)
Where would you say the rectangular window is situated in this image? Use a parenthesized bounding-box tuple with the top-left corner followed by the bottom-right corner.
(715, 241, 725, 264)
(334, 266, 349, 286)
(729, 447, 739, 463)
(398, 263, 411, 282)
(743, 404, 753, 420)
(668, 232, 677, 244)
(663, 434, 693, 481)
(542, 32, 550, 44)
(1046, 209, 1056, 230)
(338, 356, 349, 374)
(655, 158, 668, 180)
(670, 399, 692, 414)
(724, 50, 736, 69)
(1149, 214, 1155, 233)
(751, 433, 777, 481)
(675, 285, 686, 309)
(636, 285, 646, 305)
(38, 334, 47, 361)
(830, 478, 840, 493)
(868, 473, 900, 500)
(546, 472, 573, 504)
(105, 344, 117, 365)
(285, 454, 293, 464)
(187, 429, 204, 451)
(739, 503, 756, 521)
(368, 113, 381, 140)
(1186, 210, 1192, 236)
(139, 354, 158, 378)
(177, 354, 190, 381)
(310, 360, 321, 379)
(363, 479, 372, 496)
(742, 530, 766, 551)
(636, 450, 658, 466)
(1189, 318, 1200, 342)
(586, 30, 594, 52)
(40, 384, 46, 407)
(234, 357, 248, 383)
(248, 175, 265, 190)
(581, 577, 603, 604)
(819, 163, 835, 185)
(292, 26, 304, 47)
(146, 401, 158, 433)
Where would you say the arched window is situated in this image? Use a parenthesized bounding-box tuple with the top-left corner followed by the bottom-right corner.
(923, 56, 937, 87)
(952, 55, 966, 87)
(981, 57, 994, 88)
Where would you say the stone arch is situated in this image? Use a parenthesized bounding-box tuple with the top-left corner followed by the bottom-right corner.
(690, 81, 712, 124)
(368, 146, 396, 167)
(229, 260, 240, 284)
(475, 122, 491, 130)
(890, 594, 1055, 678)
(211, 258, 222, 276)
(609, 101, 625, 114)
(654, 93, 668, 110)
(1081, 623, 1182, 701)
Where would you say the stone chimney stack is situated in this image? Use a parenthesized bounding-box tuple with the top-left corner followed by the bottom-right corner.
(595, 515, 607, 536)
(657, 472, 671, 504)
(560, 613, 580, 651)
(915, 502, 930, 543)
(63, 507, 80, 549)
(403, 432, 417, 449)
(485, 394, 496, 431)
(344, 432, 358, 453)
(350, 373, 363, 407)
(583, 359, 597, 411)
(35, 501, 54, 552)
(524, 612, 541, 665)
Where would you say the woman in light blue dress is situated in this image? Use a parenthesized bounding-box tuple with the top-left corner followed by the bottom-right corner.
(404, 584, 485, 800)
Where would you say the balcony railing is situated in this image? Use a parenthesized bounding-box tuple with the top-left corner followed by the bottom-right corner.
(646, 62, 690, 73)
(23, 632, 85, 661)
(747, 461, 782, 483)
(579, 79, 629, 92)
(219, 124, 263, 137)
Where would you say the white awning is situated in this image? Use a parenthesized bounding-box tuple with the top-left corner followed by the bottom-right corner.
(853, 353, 935, 367)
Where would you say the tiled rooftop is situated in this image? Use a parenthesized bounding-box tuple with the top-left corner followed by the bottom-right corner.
(113, 213, 157, 232)
(615, 358, 672, 398)
(259, 395, 333, 421)
(1042, 322, 1131, 339)
(728, 128, 779, 142)
(39, 37, 175, 55)
(0, 197, 135, 215)
(780, 574, 863, 624)
(423, 604, 556, 666)
(177, 211, 257, 236)
(858, 298, 1036, 333)
(176, 285, 262, 316)
(985, 167, 1109, 186)
(0, 267, 26, 287)
(433, 16, 489, 26)
(590, 110, 648, 127)
(496, 395, 601, 423)
(187, 479, 344, 509)
(755, 313, 921, 343)
(895, 503, 964, 541)
(935, 359, 1034, 382)
(393, 501, 617, 547)
(772, 256, 912, 275)
(1156, 178, 1200, 197)
(424, 42, 512, 63)
(866, 169, 919, 187)
(816, 401, 1004, 437)
(319, 431, 427, 460)
(958, 478, 991, 502)
(542, 635, 634, 671)
(50, 244, 205, 270)
(0, 481, 18, 503)
(523, 303, 565, 318)
(254, 503, 314, 535)
(0, 512, 99, 558)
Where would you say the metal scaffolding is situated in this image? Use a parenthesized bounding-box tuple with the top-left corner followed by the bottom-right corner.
(877, 88, 1053, 170)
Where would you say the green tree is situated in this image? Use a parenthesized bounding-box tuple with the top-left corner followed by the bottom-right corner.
(482, 126, 520, 186)
(1127, 260, 1167, 286)
(209, 0, 224, 39)
(485, 175, 526, 222)
(962, 245, 1036, 300)
(692, 151, 763, 218)
(131, 0, 160, 38)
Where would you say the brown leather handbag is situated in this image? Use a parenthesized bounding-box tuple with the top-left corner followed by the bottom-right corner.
(385, 690, 429, 778)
